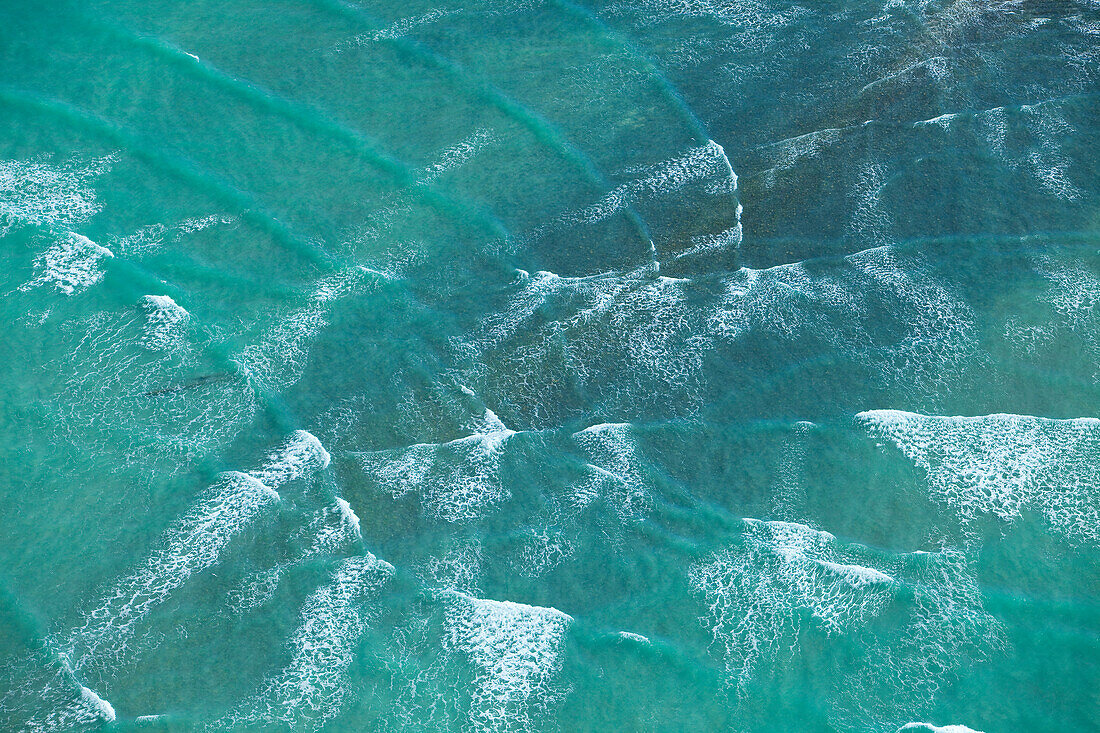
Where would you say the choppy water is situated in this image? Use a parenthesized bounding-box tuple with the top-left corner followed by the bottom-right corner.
(1, 1, 1098, 731)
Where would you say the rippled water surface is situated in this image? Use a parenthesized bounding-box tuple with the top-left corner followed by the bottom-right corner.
(1, 1, 1099, 731)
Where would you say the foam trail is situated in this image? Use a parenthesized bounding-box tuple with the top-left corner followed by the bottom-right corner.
(469, 265, 707, 420)
(0, 154, 115, 235)
(111, 213, 236, 258)
(140, 294, 190, 350)
(707, 246, 976, 398)
(228, 496, 363, 612)
(22, 687, 116, 732)
(674, 218, 742, 260)
(528, 140, 736, 241)
(56, 472, 279, 673)
(19, 232, 114, 295)
(333, 8, 457, 49)
(9, 654, 117, 733)
(690, 518, 894, 691)
(356, 409, 515, 522)
(216, 554, 394, 730)
(899, 724, 985, 733)
(858, 410, 1100, 545)
(1006, 255, 1100, 381)
(469, 245, 973, 424)
(56, 432, 329, 673)
(442, 591, 573, 732)
(837, 549, 1003, 732)
(418, 127, 497, 183)
(235, 268, 374, 392)
(50, 308, 257, 464)
(772, 420, 814, 516)
(247, 429, 331, 488)
(573, 423, 651, 523)
(334, 497, 361, 538)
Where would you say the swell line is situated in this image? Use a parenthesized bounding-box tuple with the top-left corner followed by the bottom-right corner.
(86, 17, 512, 245)
(315, 0, 655, 248)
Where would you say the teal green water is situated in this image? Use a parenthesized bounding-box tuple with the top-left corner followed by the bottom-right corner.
(1, 1, 1099, 730)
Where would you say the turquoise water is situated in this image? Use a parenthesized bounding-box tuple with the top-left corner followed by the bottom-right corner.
(1, 0, 1099, 730)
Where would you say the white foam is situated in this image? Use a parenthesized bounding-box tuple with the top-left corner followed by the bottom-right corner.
(755, 126, 844, 190)
(78, 687, 115, 722)
(219, 554, 394, 729)
(248, 430, 331, 489)
(846, 162, 892, 246)
(140, 294, 190, 350)
(837, 549, 1003, 731)
(573, 423, 651, 523)
(1007, 256, 1100, 380)
(468, 264, 707, 420)
(334, 497, 361, 538)
(15, 675, 118, 732)
(675, 221, 743, 260)
(20, 232, 114, 295)
(356, 416, 515, 522)
(690, 518, 894, 690)
(235, 269, 371, 392)
(859, 410, 1100, 545)
(899, 724, 985, 733)
(111, 214, 236, 258)
(512, 527, 574, 579)
(618, 631, 651, 644)
(709, 246, 976, 398)
(1022, 103, 1083, 200)
(772, 420, 814, 516)
(49, 307, 257, 465)
(529, 140, 736, 241)
(56, 470, 281, 673)
(0, 154, 114, 235)
(464, 245, 973, 426)
(814, 559, 895, 586)
(442, 591, 573, 731)
(227, 498, 362, 613)
(334, 8, 456, 49)
(914, 112, 959, 129)
(53, 430, 323, 673)
(418, 128, 497, 183)
(417, 538, 484, 595)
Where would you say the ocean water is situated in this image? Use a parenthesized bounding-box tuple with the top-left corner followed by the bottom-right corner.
(1, 0, 1098, 730)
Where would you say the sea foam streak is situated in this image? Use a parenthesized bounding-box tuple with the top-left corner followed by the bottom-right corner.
(140, 294, 190, 350)
(573, 423, 652, 523)
(858, 410, 1100, 545)
(418, 127, 497, 184)
(111, 213, 237, 258)
(690, 518, 895, 691)
(1005, 255, 1100, 382)
(464, 245, 975, 425)
(2, 652, 116, 733)
(20, 233, 114, 295)
(836, 549, 1003, 732)
(356, 408, 516, 522)
(467, 265, 708, 422)
(525, 140, 739, 261)
(217, 554, 394, 730)
(51, 306, 256, 464)
(55, 432, 329, 676)
(235, 268, 375, 393)
(442, 591, 573, 732)
(0, 155, 114, 236)
(228, 496, 363, 612)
